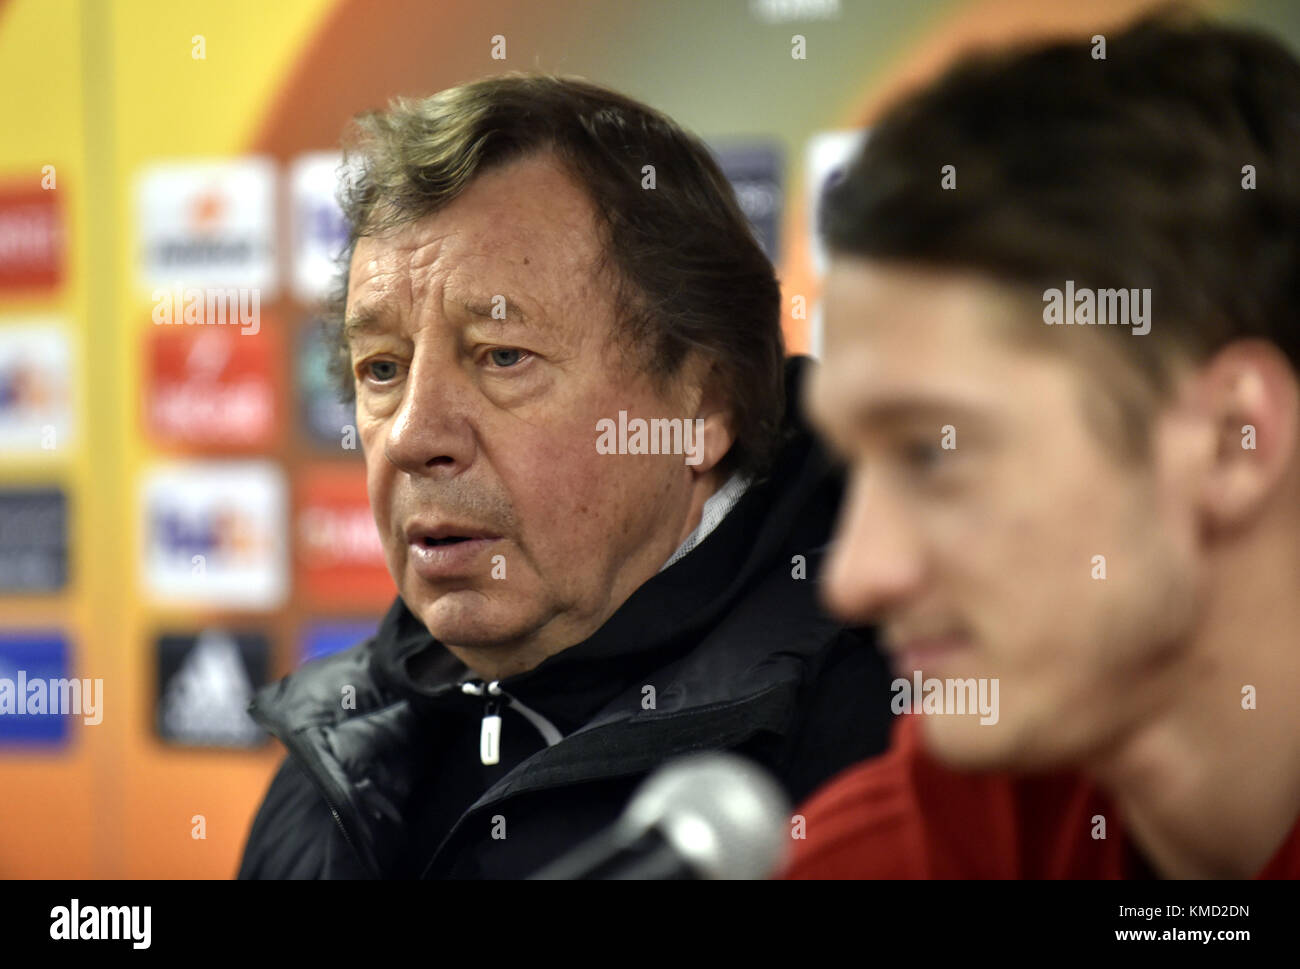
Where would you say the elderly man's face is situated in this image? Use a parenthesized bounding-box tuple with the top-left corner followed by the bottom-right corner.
(345, 152, 721, 677)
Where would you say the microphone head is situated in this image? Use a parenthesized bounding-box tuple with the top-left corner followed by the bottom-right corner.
(618, 751, 791, 879)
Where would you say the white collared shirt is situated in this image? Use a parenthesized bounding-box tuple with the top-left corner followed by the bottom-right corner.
(658, 471, 752, 572)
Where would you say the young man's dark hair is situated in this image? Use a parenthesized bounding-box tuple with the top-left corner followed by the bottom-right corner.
(791, 11, 1300, 879)
(823, 8, 1300, 456)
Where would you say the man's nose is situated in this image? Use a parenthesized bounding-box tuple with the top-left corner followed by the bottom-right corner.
(820, 467, 926, 625)
(383, 354, 476, 477)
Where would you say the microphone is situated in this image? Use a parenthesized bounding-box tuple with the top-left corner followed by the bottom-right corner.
(530, 751, 791, 879)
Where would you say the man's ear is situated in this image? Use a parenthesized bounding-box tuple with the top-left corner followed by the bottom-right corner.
(1190, 340, 1299, 530)
(684, 356, 735, 476)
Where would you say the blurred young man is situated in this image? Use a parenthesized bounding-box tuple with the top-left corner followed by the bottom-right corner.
(790, 14, 1300, 878)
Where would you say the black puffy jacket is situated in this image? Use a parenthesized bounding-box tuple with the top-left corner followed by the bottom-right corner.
(238, 357, 893, 879)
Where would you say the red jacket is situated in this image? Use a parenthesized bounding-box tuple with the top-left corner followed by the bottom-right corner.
(785, 713, 1300, 879)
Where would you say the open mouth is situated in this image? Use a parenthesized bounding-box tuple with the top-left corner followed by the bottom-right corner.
(404, 521, 502, 553)
(405, 526, 498, 578)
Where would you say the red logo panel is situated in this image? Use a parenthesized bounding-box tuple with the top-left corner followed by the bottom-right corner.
(296, 464, 395, 608)
(144, 320, 281, 450)
(0, 184, 64, 292)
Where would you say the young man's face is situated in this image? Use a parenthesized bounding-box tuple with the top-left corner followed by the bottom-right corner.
(805, 259, 1207, 770)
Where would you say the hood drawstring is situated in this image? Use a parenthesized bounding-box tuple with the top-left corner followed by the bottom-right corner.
(461, 679, 563, 766)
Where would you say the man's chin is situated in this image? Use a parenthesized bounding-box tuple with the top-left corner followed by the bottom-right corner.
(916, 713, 1020, 772)
(411, 589, 538, 650)
(918, 711, 1071, 773)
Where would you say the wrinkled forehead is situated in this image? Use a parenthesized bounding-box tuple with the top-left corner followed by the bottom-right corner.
(345, 154, 616, 327)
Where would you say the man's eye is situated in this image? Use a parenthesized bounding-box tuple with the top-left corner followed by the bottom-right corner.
(487, 347, 526, 368)
(901, 439, 945, 470)
(359, 359, 399, 382)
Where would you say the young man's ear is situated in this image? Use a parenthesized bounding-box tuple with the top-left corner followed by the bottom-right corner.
(1191, 340, 1300, 530)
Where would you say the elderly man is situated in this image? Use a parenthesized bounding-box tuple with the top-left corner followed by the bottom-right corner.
(788, 13, 1300, 879)
(238, 74, 891, 879)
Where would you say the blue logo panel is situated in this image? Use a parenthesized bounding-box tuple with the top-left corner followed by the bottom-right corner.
(0, 633, 72, 746)
(299, 620, 376, 666)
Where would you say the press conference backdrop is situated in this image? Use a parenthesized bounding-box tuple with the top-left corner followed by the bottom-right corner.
(0, 0, 1295, 878)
